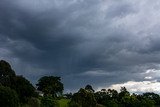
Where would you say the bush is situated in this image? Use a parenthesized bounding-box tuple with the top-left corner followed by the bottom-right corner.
(27, 97, 41, 107)
(0, 86, 19, 107)
(105, 100, 118, 107)
(69, 88, 97, 107)
(41, 96, 56, 107)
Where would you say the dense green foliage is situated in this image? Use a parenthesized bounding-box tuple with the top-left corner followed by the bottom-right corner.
(41, 96, 56, 107)
(0, 85, 19, 107)
(21, 98, 41, 107)
(0, 60, 15, 76)
(27, 97, 41, 107)
(69, 88, 97, 107)
(94, 87, 158, 107)
(37, 76, 64, 97)
(0, 60, 37, 105)
(11, 76, 37, 103)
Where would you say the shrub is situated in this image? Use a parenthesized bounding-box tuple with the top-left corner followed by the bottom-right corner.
(27, 97, 41, 107)
(41, 96, 56, 107)
(69, 88, 97, 107)
(0, 86, 19, 107)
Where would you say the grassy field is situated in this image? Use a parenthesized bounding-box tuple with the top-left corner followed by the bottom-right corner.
(56, 99, 71, 107)
(21, 98, 70, 107)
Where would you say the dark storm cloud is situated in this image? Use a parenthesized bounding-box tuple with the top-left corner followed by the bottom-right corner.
(1, 0, 160, 91)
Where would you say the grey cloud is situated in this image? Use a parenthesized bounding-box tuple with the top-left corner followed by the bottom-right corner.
(1, 0, 160, 92)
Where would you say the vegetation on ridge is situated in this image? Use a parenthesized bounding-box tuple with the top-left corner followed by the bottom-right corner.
(0, 60, 160, 107)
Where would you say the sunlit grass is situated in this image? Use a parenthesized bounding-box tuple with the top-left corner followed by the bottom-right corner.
(56, 99, 71, 107)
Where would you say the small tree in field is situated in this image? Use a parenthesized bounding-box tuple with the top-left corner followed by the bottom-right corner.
(36, 76, 64, 98)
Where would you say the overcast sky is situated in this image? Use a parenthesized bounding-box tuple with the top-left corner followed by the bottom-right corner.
(1, 0, 160, 93)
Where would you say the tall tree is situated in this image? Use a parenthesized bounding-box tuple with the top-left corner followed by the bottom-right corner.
(119, 87, 130, 98)
(107, 89, 118, 99)
(0, 60, 15, 87)
(85, 84, 95, 93)
(69, 88, 97, 107)
(143, 92, 160, 105)
(0, 60, 37, 103)
(0, 60, 15, 77)
(36, 76, 64, 97)
(11, 76, 37, 103)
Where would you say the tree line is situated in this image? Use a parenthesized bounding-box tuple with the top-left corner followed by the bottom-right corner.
(0, 60, 160, 107)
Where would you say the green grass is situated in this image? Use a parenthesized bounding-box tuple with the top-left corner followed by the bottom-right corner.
(56, 99, 71, 107)
(21, 98, 70, 107)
